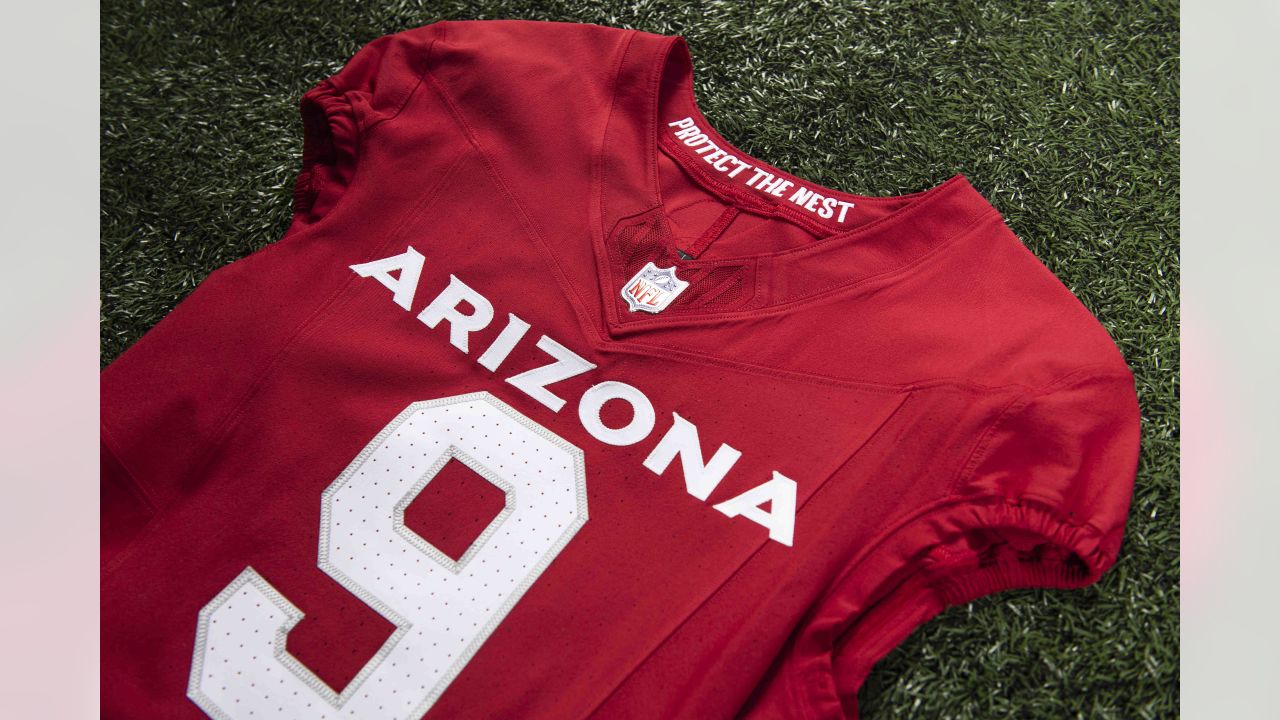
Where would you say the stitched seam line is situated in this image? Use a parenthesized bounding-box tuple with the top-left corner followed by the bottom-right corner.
(657, 130, 976, 263)
(594, 336, 1034, 395)
(658, 134, 837, 238)
(617, 207, 997, 329)
(807, 491, 1112, 653)
(286, 27, 443, 235)
(423, 31, 632, 353)
(101, 148, 468, 579)
(410, 65, 898, 720)
(191, 146, 465, 482)
(99, 420, 159, 515)
(599, 31, 680, 330)
(683, 205, 739, 258)
(591, 31, 647, 332)
(944, 366, 1133, 499)
(761, 365, 1134, 628)
(185, 30, 446, 473)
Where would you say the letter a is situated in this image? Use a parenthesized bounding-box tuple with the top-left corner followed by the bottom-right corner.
(349, 246, 425, 311)
(712, 472, 797, 546)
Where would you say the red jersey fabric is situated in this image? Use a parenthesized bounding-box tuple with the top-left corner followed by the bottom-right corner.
(101, 19, 1141, 719)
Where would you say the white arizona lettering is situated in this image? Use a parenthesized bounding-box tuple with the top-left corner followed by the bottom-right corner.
(506, 335, 596, 413)
(349, 246, 425, 310)
(712, 471, 797, 546)
(417, 275, 493, 353)
(579, 381, 656, 446)
(476, 312, 532, 372)
(643, 412, 742, 501)
(352, 246, 800, 546)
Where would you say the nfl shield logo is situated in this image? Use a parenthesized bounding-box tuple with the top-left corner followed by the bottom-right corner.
(620, 262, 689, 313)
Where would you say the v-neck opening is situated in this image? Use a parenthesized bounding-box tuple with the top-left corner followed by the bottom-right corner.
(590, 30, 997, 334)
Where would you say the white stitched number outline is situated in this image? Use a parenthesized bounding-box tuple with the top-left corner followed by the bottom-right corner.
(187, 392, 588, 719)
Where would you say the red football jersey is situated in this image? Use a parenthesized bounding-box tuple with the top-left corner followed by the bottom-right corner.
(101, 19, 1141, 719)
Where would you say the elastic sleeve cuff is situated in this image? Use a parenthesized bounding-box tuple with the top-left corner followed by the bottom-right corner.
(923, 495, 1116, 606)
(817, 494, 1120, 715)
(292, 79, 361, 222)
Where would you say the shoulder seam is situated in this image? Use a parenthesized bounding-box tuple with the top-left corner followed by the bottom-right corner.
(360, 22, 445, 137)
(99, 420, 159, 514)
(945, 364, 1134, 500)
(100, 420, 163, 576)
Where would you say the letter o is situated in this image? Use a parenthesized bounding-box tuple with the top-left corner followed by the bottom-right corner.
(578, 381, 656, 446)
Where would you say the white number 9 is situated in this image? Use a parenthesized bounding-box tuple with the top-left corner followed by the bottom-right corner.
(187, 392, 588, 719)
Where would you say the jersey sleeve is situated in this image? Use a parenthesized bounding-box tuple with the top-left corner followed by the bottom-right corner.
(846, 370, 1138, 710)
(926, 369, 1141, 599)
(99, 18, 626, 570)
(757, 369, 1141, 718)
(101, 23, 450, 568)
(290, 22, 445, 226)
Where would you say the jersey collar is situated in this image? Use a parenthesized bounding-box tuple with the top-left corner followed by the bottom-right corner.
(591, 30, 996, 337)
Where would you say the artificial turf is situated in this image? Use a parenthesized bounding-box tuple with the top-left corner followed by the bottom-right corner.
(100, 1, 1179, 717)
